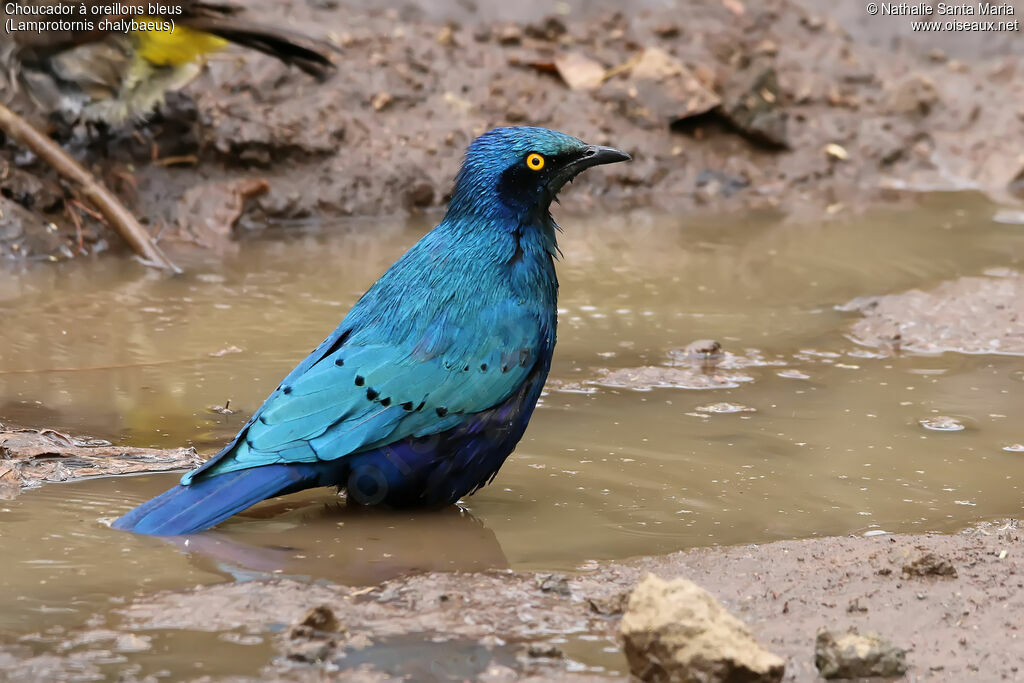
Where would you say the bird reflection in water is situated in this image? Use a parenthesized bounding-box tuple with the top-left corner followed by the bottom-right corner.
(160, 501, 508, 585)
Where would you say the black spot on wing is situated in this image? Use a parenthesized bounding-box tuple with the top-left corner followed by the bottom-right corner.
(366, 388, 379, 401)
(355, 375, 365, 386)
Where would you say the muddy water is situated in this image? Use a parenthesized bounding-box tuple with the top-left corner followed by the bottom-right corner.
(1, 194, 1023, 671)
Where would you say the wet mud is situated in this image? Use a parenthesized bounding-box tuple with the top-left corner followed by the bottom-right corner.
(2, 0, 1024, 261)
(551, 346, 786, 392)
(0, 424, 200, 498)
(843, 269, 1024, 356)
(1, 523, 1019, 681)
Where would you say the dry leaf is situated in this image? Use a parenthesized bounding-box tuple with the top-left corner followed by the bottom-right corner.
(554, 53, 606, 91)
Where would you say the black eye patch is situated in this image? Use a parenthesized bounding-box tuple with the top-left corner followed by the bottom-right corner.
(496, 151, 579, 208)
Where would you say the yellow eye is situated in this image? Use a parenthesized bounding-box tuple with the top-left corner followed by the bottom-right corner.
(526, 153, 545, 171)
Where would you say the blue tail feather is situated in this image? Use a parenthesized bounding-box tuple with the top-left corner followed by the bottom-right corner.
(111, 463, 338, 536)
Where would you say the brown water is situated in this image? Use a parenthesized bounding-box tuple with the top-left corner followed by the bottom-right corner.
(1, 193, 1023, 676)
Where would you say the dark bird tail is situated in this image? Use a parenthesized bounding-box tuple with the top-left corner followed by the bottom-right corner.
(187, 17, 337, 79)
(112, 462, 338, 535)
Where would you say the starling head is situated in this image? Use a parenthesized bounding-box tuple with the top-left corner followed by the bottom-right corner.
(449, 126, 630, 220)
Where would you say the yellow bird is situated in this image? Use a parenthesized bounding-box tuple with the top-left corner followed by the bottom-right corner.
(133, 20, 231, 67)
(3, 1, 336, 124)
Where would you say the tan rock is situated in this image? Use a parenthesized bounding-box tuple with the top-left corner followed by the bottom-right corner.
(620, 574, 784, 683)
(613, 47, 721, 126)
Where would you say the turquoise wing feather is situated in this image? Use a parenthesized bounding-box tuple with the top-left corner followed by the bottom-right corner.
(184, 298, 543, 483)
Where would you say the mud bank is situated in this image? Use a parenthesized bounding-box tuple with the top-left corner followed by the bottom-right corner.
(1, 523, 1020, 681)
(0, 424, 200, 499)
(843, 269, 1024, 356)
(2, 0, 1023, 261)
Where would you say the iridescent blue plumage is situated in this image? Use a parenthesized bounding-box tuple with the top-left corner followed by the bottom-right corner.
(113, 126, 629, 535)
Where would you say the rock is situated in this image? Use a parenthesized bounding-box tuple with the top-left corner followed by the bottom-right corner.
(285, 605, 346, 663)
(604, 47, 720, 128)
(0, 196, 31, 241)
(371, 91, 394, 112)
(175, 178, 270, 254)
(588, 591, 628, 616)
(902, 552, 958, 578)
(682, 340, 723, 364)
(113, 634, 151, 653)
(886, 74, 939, 117)
(918, 416, 966, 433)
(436, 24, 456, 47)
(0, 195, 67, 259)
(720, 60, 789, 149)
(824, 143, 848, 161)
(495, 24, 523, 45)
(524, 16, 567, 41)
(814, 629, 907, 679)
(524, 643, 563, 658)
(296, 605, 344, 634)
(620, 574, 785, 683)
(665, 346, 778, 372)
(538, 574, 571, 596)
